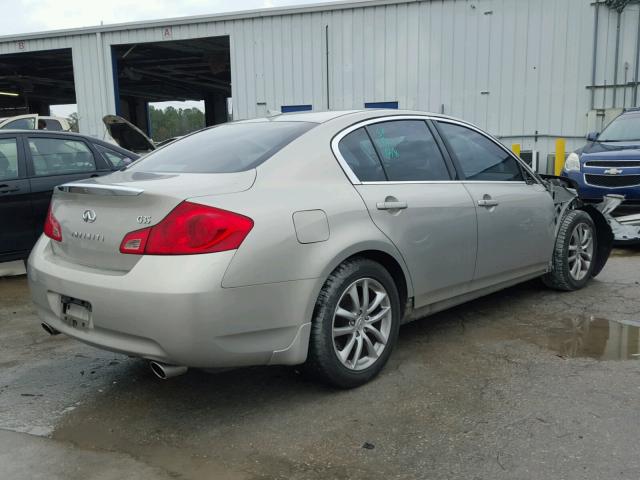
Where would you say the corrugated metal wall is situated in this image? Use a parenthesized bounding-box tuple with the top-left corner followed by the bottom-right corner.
(591, 3, 640, 111)
(219, 0, 601, 156)
(1, 0, 639, 158)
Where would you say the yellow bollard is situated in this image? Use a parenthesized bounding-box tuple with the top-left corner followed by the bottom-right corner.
(512, 143, 521, 158)
(554, 138, 566, 176)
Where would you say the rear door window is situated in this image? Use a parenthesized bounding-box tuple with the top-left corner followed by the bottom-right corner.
(28, 137, 97, 177)
(367, 120, 451, 181)
(0, 137, 19, 181)
(129, 121, 316, 173)
(437, 122, 524, 181)
(338, 128, 386, 181)
(43, 119, 63, 131)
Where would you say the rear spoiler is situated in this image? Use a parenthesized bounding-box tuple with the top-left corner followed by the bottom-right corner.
(56, 183, 143, 196)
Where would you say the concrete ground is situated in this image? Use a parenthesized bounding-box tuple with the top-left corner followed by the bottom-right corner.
(0, 250, 639, 480)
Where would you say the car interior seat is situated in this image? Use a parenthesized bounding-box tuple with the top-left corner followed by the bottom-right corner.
(0, 151, 12, 179)
(345, 141, 385, 180)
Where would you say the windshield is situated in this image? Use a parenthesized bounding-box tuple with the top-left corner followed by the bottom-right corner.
(598, 114, 640, 142)
(128, 121, 315, 173)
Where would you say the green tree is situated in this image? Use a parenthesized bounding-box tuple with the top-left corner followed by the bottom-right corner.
(67, 112, 79, 132)
(149, 105, 205, 142)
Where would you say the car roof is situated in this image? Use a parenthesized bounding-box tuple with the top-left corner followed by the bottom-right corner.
(236, 110, 363, 124)
(237, 109, 465, 124)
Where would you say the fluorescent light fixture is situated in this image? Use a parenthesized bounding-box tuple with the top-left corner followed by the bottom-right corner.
(0, 91, 19, 97)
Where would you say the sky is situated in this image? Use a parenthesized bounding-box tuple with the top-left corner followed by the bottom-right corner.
(1, 0, 343, 36)
(8, 0, 344, 117)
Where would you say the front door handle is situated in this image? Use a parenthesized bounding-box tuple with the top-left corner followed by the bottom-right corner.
(376, 201, 408, 211)
(477, 194, 499, 208)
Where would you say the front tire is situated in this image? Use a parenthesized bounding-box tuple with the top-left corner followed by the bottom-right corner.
(305, 258, 401, 388)
(543, 210, 597, 291)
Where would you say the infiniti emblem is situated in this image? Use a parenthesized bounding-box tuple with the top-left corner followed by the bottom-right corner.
(82, 209, 97, 223)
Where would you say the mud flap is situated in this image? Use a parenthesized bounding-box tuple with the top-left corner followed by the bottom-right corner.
(580, 205, 614, 277)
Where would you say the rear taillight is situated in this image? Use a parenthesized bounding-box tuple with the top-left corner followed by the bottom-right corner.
(119, 201, 253, 255)
(44, 204, 62, 242)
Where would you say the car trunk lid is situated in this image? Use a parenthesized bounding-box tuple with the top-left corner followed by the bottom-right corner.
(49, 170, 256, 272)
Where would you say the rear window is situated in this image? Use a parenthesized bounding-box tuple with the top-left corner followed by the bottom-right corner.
(44, 119, 63, 131)
(95, 144, 134, 168)
(129, 121, 316, 173)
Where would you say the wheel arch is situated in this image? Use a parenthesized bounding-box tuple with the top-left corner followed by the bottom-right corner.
(346, 250, 410, 318)
(579, 205, 614, 277)
(307, 242, 414, 324)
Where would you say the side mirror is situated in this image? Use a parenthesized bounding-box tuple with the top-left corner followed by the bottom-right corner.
(586, 131, 599, 142)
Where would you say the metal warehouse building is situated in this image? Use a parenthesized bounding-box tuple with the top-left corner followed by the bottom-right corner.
(1, 0, 639, 167)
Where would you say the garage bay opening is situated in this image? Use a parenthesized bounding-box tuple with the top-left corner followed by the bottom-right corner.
(0, 48, 75, 122)
(111, 36, 231, 144)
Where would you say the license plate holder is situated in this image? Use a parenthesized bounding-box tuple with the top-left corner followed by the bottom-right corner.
(61, 296, 93, 330)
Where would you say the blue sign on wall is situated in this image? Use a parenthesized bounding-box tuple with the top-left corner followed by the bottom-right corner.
(281, 104, 313, 113)
(364, 101, 399, 109)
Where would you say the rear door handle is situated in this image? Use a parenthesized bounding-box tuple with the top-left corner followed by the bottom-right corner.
(0, 187, 19, 194)
(376, 201, 408, 210)
(477, 199, 499, 207)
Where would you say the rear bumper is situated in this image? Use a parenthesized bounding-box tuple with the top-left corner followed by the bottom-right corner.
(28, 237, 315, 368)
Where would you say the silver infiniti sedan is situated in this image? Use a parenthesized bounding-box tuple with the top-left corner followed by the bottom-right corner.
(28, 110, 615, 388)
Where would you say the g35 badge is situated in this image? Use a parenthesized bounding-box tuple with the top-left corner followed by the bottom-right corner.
(137, 215, 152, 224)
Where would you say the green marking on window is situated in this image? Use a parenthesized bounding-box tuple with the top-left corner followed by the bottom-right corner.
(374, 127, 399, 160)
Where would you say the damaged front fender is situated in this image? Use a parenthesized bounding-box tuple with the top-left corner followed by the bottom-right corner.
(542, 174, 640, 246)
(582, 194, 623, 276)
(541, 175, 616, 277)
(581, 203, 615, 277)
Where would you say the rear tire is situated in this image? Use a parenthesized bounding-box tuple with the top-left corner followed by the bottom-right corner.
(543, 210, 597, 291)
(305, 258, 401, 388)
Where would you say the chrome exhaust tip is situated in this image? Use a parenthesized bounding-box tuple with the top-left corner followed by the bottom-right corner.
(149, 361, 188, 380)
(41, 323, 60, 336)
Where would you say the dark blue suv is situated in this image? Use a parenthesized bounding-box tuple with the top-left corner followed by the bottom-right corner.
(562, 109, 640, 207)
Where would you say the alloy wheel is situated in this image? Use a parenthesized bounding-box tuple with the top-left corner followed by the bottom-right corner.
(331, 278, 392, 371)
(568, 223, 594, 281)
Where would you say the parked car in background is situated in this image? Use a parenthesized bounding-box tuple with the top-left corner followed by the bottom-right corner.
(102, 115, 156, 154)
(0, 114, 72, 132)
(0, 129, 139, 263)
(562, 108, 640, 209)
(29, 110, 614, 388)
